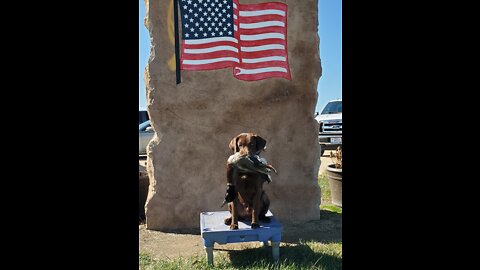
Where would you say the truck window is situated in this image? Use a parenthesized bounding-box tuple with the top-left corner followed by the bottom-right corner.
(139, 110, 149, 124)
(321, 101, 342, 114)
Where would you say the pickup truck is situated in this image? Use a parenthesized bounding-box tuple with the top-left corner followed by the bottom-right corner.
(315, 99, 342, 156)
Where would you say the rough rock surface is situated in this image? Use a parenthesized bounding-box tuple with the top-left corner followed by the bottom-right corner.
(144, 0, 322, 230)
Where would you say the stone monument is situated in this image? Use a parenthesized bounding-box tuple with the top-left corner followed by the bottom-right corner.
(144, 0, 322, 230)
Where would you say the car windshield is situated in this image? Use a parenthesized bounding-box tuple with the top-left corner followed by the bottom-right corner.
(139, 110, 149, 124)
(139, 120, 151, 131)
(321, 101, 342, 114)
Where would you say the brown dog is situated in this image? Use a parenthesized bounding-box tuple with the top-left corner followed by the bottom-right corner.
(224, 133, 273, 230)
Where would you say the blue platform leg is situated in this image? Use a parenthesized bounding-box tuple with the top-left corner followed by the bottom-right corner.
(205, 246, 214, 265)
(271, 233, 281, 261)
(272, 241, 280, 261)
(203, 239, 214, 265)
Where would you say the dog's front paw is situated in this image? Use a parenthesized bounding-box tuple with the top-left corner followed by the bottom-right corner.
(251, 223, 260, 229)
(230, 223, 239, 230)
(224, 217, 232, 225)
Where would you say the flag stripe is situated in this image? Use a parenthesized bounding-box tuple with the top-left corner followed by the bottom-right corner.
(234, 71, 291, 81)
(235, 67, 288, 75)
(240, 33, 284, 41)
(239, 2, 288, 12)
(237, 14, 285, 24)
(183, 41, 239, 50)
(239, 21, 285, 29)
(239, 10, 285, 17)
(239, 38, 285, 47)
(237, 26, 285, 35)
(185, 37, 238, 45)
(183, 61, 238, 71)
(242, 56, 286, 63)
(241, 50, 287, 60)
(236, 61, 289, 70)
(240, 44, 285, 52)
(183, 57, 240, 65)
(182, 50, 239, 60)
(184, 46, 238, 54)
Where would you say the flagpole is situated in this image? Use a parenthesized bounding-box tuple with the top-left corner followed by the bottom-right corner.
(173, 0, 181, 84)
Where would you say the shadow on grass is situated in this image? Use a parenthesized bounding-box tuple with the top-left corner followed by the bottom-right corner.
(227, 244, 342, 270)
(281, 209, 342, 244)
(319, 208, 342, 218)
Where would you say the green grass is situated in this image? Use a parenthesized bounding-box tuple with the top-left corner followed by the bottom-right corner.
(318, 173, 331, 205)
(320, 204, 342, 214)
(140, 241, 342, 270)
(318, 172, 342, 215)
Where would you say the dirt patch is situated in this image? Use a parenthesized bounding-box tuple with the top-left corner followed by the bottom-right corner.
(139, 209, 341, 259)
(139, 224, 204, 259)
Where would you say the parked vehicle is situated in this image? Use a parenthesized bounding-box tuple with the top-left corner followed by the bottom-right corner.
(315, 99, 342, 156)
(139, 108, 149, 124)
(139, 120, 154, 155)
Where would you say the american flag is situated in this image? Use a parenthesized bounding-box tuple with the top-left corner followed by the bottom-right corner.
(179, 0, 291, 81)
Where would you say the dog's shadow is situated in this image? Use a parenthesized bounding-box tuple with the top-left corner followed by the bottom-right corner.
(226, 244, 342, 269)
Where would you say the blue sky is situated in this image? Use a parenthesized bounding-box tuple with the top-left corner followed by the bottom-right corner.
(139, 0, 341, 113)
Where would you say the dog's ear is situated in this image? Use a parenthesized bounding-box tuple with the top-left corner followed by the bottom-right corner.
(229, 135, 240, 153)
(254, 135, 267, 153)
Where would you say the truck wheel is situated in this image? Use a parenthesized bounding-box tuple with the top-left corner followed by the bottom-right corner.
(320, 147, 325, 157)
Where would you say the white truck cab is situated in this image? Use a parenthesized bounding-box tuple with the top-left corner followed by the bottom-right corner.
(315, 99, 342, 156)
